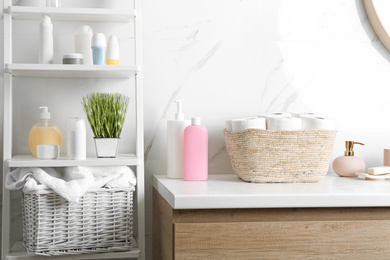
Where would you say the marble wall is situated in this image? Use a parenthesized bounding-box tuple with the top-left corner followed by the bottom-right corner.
(2, 0, 390, 259)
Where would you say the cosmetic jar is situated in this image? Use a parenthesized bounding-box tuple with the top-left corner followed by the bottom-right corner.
(37, 144, 60, 159)
(62, 53, 83, 64)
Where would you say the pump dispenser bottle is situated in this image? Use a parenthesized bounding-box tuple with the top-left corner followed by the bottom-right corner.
(29, 106, 63, 157)
(332, 141, 365, 177)
(167, 100, 190, 179)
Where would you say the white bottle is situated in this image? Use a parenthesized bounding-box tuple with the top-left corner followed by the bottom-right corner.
(39, 15, 53, 64)
(106, 35, 120, 65)
(167, 100, 190, 179)
(70, 118, 86, 160)
(75, 25, 93, 65)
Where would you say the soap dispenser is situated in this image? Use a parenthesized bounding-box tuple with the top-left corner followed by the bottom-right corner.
(29, 106, 63, 157)
(332, 141, 365, 177)
(167, 100, 190, 178)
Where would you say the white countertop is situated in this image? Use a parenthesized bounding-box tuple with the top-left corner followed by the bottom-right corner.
(153, 173, 390, 209)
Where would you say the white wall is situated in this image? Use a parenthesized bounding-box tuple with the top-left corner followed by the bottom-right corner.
(2, 0, 390, 259)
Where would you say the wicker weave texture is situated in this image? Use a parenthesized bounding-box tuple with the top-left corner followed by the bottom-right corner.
(223, 129, 336, 183)
(22, 188, 133, 256)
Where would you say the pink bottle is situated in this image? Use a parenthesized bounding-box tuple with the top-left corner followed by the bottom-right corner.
(183, 117, 208, 181)
(332, 141, 365, 177)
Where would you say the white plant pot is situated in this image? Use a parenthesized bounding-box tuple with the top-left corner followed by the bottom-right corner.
(94, 138, 119, 158)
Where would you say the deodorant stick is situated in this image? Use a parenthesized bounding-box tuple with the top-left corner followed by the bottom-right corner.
(91, 33, 106, 65)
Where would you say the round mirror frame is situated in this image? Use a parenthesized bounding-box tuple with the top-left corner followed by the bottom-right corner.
(364, 0, 390, 51)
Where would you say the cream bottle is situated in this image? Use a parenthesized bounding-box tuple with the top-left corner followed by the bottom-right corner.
(69, 118, 86, 160)
(183, 117, 208, 181)
(29, 106, 63, 157)
(332, 141, 365, 177)
(106, 35, 120, 65)
(39, 15, 53, 64)
(167, 100, 190, 178)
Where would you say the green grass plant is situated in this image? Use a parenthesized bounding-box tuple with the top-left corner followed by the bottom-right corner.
(82, 92, 130, 138)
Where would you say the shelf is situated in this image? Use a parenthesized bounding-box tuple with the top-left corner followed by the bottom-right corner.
(6, 154, 141, 167)
(7, 6, 135, 22)
(5, 64, 139, 78)
(7, 240, 140, 260)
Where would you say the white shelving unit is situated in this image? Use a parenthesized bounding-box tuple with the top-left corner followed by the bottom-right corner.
(2, 1, 145, 260)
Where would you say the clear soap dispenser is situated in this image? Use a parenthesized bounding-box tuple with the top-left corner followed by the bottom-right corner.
(29, 106, 63, 157)
(332, 141, 365, 177)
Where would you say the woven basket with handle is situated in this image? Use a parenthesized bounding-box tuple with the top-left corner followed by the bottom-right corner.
(223, 129, 336, 183)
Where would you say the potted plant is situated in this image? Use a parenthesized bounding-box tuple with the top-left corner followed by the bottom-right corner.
(82, 92, 130, 158)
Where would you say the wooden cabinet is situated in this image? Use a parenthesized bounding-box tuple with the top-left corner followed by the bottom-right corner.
(154, 189, 390, 260)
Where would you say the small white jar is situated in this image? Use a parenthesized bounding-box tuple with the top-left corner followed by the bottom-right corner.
(37, 145, 60, 159)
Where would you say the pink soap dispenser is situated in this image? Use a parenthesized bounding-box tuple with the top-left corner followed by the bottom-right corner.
(332, 141, 365, 177)
(183, 117, 208, 181)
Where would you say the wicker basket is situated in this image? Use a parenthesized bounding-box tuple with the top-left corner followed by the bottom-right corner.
(223, 129, 336, 183)
(22, 187, 134, 256)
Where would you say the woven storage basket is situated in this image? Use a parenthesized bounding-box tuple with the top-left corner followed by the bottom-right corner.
(223, 129, 336, 183)
(21, 187, 134, 256)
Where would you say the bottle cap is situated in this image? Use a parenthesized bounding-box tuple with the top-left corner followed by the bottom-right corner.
(72, 118, 86, 131)
(174, 99, 184, 120)
(192, 117, 201, 125)
(345, 141, 364, 156)
(77, 25, 93, 35)
(41, 15, 52, 24)
(63, 53, 83, 59)
(39, 106, 50, 120)
(91, 33, 106, 47)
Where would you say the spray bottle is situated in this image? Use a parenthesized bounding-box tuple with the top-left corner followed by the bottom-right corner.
(39, 15, 53, 64)
(167, 100, 190, 178)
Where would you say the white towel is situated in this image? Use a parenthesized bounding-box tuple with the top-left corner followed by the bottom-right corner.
(6, 166, 137, 202)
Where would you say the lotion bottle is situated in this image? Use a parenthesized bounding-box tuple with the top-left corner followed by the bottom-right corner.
(106, 35, 120, 65)
(75, 25, 93, 65)
(29, 106, 63, 157)
(167, 100, 190, 178)
(183, 117, 208, 181)
(69, 118, 86, 160)
(332, 141, 365, 177)
(39, 15, 53, 64)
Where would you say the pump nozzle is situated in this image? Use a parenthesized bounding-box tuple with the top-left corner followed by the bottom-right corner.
(173, 99, 184, 120)
(345, 141, 364, 156)
(39, 106, 50, 120)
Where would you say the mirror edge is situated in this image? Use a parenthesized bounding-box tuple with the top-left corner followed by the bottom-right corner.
(364, 0, 390, 52)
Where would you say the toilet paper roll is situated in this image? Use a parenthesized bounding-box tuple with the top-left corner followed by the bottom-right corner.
(225, 120, 233, 132)
(291, 112, 324, 118)
(231, 117, 266, 132)
(266, 117, 302, 130)
(259, 112, 291, 118)
(301, 116, 335, 130)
